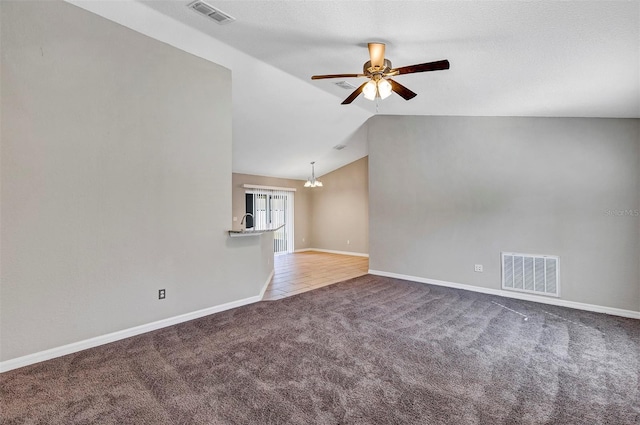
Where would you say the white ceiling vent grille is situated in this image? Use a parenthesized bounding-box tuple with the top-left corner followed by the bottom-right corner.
(502, 252, 559, 297)
(335, 81, 356, 90)
(188, 1, 235, 25)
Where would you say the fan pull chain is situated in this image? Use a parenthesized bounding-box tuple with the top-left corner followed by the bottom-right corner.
(376, 98, 379, 113)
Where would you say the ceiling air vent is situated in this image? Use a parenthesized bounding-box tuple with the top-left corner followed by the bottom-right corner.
(335, 81, 356, 90)
(333, 144, 347, 150)
(188, 1, 235, 25)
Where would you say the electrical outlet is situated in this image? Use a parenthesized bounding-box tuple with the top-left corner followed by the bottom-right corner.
(233, 216, 237, 222)
(158, 289, 166, 299)
(474, 264, 483, 272)
(347, 240, 350, 245)
(302, 237, 305, 242)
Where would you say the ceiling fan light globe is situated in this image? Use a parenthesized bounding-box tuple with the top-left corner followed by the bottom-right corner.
(316, 181, 323, 187)
(378, 78, 392, 99)
(304, 180, 312, 187)
(363, 80, 377, 101)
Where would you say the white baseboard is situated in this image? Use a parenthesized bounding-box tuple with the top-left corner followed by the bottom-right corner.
(294, 248, 369, 258)
(259, 269, 275, 300)
(369, 269, 640, 320)
(0, 275, 275, 374)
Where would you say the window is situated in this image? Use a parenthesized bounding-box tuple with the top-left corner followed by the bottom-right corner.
(244, 186, 295, 254)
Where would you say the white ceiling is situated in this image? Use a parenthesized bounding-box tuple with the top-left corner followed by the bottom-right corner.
(69, 1, 639, 179)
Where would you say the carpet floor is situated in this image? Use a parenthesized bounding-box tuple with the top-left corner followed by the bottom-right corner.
(1, 274, 639, 424)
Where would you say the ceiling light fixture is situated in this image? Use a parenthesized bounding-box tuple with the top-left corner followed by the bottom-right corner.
(377, 78, 393, 99)
(311, 42, 450, 105)
(363, 76, 392, 101)
(304, 161, 323, 188)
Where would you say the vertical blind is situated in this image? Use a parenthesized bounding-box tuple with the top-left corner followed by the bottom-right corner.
(246, 186, 295, 254)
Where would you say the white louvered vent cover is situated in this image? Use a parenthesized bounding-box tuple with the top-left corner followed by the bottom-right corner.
(188, 1, 235, 24)
(502, 252, 559, 297)
(335, 81, 357, 90)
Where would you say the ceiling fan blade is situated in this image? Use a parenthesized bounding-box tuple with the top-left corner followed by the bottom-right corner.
(341, 81, 369, 105)
(368, 43, 386, 69)
(311, 73, 364, 80)
(388, 79, 417, 101)
(393, 59, 450, 75)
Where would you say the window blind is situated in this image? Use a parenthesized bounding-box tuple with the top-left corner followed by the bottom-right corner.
(246, 187, 294, 254)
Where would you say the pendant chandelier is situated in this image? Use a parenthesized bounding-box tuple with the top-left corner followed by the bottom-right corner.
(304, 161, 323, 188)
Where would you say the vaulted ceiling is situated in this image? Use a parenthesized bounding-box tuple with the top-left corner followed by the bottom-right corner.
(69, 1, 639, 179)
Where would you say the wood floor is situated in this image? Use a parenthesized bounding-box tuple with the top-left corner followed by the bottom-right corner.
(262, 251, 369, 301)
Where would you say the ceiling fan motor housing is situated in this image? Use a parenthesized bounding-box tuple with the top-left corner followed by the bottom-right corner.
(364, 59, 392, 76)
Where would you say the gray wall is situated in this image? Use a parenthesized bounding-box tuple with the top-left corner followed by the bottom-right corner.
(369, 116, 639, 312)
(310, 157, 369, 254)
(1, 1, 271, 362)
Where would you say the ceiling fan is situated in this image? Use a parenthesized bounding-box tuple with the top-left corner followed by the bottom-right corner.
(311, 43, 450, 105)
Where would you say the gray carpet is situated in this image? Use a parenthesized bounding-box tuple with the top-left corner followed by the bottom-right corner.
(1, 274, 639, 424)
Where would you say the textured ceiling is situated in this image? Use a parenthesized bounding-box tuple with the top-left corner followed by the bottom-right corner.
(69, 1, 639, 179)
(142, 0, 640, 118)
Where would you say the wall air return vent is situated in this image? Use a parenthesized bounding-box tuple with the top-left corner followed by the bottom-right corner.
(188, 1, 235, 25)
(502, 252, 560, 297)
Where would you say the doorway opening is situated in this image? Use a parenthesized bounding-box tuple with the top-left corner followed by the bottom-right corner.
(245, 188, 294, 254)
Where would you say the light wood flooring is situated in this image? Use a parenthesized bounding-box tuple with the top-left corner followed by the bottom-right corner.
(262, 251, 369, 301)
